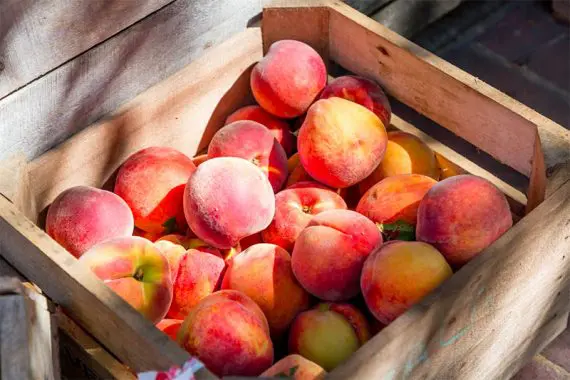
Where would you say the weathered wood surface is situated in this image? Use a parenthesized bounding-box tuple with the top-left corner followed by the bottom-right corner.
(0, 0, 173, 99)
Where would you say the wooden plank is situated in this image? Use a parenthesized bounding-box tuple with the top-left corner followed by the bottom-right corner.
(0, 0, 264, 163)
(0, 0, 173, 99)
(0, 292, 29, 379)
(329, 165, 570, 380)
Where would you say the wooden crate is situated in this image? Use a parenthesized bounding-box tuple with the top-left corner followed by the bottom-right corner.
(0, 1, 569, 379)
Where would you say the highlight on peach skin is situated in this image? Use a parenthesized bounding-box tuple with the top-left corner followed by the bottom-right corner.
(114, 146, 196, 234)
(46, 186, 134, 258)
(261, 354, 326, 379)
(208, 120, 288, 192)
(361, 240, 452, 325)
(177, 290, 273, 377)
(183, 157, 275, 249)
(79, 236, 173, 324)
(297, 97, 388, 188)
(288, 303, 370, 371)
(251, 39, 327, 119)
(292, 209, 382, 301)
(416, 174, 513, 268)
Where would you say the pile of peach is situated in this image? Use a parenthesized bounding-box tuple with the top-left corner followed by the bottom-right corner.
(44, 40, 513, 378)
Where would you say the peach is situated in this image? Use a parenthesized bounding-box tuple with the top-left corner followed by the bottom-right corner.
(292, 209, 382, 301)
(319, 75, 391, 127)
(361, 241, 453, 324)
(286, 161, 314, 188)
(288, 303, 370, 371)
(221, 244, 310, 336)
(166, 248, 226, 320)
(261, 354, 326, 379)
(356, 174, 437, 240)
(79, 236, 172, 324)
(133, 227, 161, 242)
(154, 240, 186, 281)
(226, 105, 296, 156)
(298, 97, 388, 188)
(156, 234, 191, 248)
(251, 40, 327, 119)
(359, 131, 439, 194)
(208, 121, 288, 192)
(262, 186, 347, 251)
(183, 157, 275, 249)
(46, 186, 134, 258)
(156, 318, 183, 341)
(416, 175, 513, 267)
(436, 154, 466, 180)
(287, 152, 300, 174)
(240, 232, 263, 250)
(192, 154, 209, 167)
(178, 290, 273, 376)
(114, 146, 196, 234)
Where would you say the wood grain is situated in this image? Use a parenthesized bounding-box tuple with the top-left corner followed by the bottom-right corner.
(0, 0, 173, 99)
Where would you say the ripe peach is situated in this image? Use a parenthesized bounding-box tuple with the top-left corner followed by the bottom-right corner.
(133, 227, 161, 242)
(114, 146, 196, 234)
(361, 241, 453, 324)
(251, 40, 327, 118)
(208, 121, 288, 192)
(183, 157, 275, 249)
(416, 175, 512, 267)
(262, 186, 347, 251)
(156, 318, 183, 341)
(356, 174, 437, 240)
(319, 75, 391, 127)
(359, 131, 439, 194)
(298, 97, 388, 188)
(79, 236, 172, 324)
(240, 233, 263, 250)
(222, 244, 310, 336)
(178, 290, 273, 376)
(46, 186, 134, 258)
(287, 152, 300, 174)
(192, 154, 209, 167)
(292, 209, 382, 301)
(166, 248, 226, 320)
(261, 354, 326, 379)
(436, 155, 466, 180)
(154, 240, 186, 281)
(288, 303, 370, 371)
(226, 105, 296, 156)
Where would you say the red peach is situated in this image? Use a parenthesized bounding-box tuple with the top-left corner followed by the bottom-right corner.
(298, 97, 388, 188)
(156, 318, 183, 341)
(154, 240, 186, 281)
(262, 186, 347, 251)
(319, 75, 391, 127)
(287, 152, 300, 174)
(183, 157, 275, 249)
(46, 186, 134, 258)
(240, 233, 263, 250)
(133, 227, 162, 242)
(208, 120, 288, 192)
(114, 146, 196, 234)
(361, 241, 453, 324)
(226, 105, 296, 156)
(178, 290, 273, 376)
(416, 175, 513, 267)
(251, 40, 327, 119)
(291, 209, 382, 301)
(261, 354, 326, 379)
(79, 236, 172, 324)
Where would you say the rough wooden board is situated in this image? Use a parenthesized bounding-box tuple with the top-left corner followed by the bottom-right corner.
(0, 0, 174, 100)
(0, 293, 29, 379)
(329, 168, 570, 379)
(0, 0, 264, 163)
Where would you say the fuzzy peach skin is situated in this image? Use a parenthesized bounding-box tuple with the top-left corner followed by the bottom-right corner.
(221, 244, 310, 336)
(361, 241, 452, 324)
(184, 157, 275, 249)
(114, 146, 196, 234)
(154, 240, 187, 281)
(356, 174, 437, 228)
(298, 97, 388, 188)
(192, 154, 209, 167)
(359, 131, 439, 194)
(261, 354, 326, 379)
(46, 186, 134, 258)
(288, 303, 370, 371)
(319, 75, 391, 127)
(226, 105, 296, 156)
(416, 175, 513, 268)
(291, 209, 382, 301)
(262, 185, 347, 251)
(156, 318, 183, 341)
(208, 120, 288, 192)
(251, 40, 327, 119)
(178, 290, 273, 376)
(79, 236, 172, 324)
(166, 248, 226, 320)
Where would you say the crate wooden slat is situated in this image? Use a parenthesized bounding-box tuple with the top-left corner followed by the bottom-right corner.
(0, 1, 569, 379)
